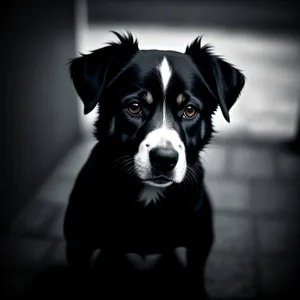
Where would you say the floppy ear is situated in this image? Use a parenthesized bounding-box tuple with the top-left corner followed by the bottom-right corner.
(69, 31, 139, 114)
(185, 36, 245, 122)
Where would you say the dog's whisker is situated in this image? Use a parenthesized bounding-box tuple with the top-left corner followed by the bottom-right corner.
(126, 164, 138, 178)
(132, 82, 144, 91)
(184, 164, 201, 189)
(111, 156, 133, 172)
(111, 155, 131, 166)
(117, 160, 135, 175)
(182, 169, 192, 190)
(188, 168, 196, 188)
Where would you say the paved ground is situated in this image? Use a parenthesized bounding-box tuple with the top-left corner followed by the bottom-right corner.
(2, 135, 300, 299)
(2, 25, 300, 299)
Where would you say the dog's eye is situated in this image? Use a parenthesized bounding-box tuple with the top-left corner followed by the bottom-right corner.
(127, 102, 142, 116)
(183, 105, 198, 119)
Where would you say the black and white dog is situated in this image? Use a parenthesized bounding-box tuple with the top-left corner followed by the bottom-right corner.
(63, 31, 245, 296)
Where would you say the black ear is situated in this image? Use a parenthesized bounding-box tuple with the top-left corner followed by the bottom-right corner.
(69, 31, 139, 114)
(185, 36, 245, 122)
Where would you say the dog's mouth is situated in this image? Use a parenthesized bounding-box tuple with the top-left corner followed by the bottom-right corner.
(143, 176, 173, 187)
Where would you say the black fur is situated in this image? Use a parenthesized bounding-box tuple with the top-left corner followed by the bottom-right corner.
(63, 31, 245, 297)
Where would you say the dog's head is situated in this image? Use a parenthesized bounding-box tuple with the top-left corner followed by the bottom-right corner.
(70, 31, 245, 188)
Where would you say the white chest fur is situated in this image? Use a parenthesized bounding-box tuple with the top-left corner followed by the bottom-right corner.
(138, 185, 166, 206)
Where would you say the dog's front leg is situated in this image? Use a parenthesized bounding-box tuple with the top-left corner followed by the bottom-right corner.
(184, 245, 211, 299)
(65, 241, 98, 296)
(66, 241, 95, 274)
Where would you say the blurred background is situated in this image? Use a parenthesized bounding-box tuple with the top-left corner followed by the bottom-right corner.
(1, 0, 300, 298)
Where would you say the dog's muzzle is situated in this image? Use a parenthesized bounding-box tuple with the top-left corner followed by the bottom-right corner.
(134, 128, 187, 186)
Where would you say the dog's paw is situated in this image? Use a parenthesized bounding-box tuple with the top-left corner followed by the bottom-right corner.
(125, 253, 162, 271)
(174, 247, 188, 268)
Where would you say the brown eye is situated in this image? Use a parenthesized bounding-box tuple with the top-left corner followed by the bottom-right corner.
(127, 102, 142, 116)
(183, 105, 197, 119)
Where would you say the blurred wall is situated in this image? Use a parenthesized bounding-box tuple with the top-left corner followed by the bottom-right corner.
(1, 0, 80, 232)
(87, 0, 300, 32)
(84, 0, 300, 142)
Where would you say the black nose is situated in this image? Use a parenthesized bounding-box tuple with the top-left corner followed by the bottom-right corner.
(149, 147, 179, 172)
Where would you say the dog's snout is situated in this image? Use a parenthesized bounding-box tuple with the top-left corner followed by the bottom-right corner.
(149, 147, 179, 172)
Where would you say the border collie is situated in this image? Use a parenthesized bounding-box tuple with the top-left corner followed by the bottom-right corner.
(63, 31, 245, 297)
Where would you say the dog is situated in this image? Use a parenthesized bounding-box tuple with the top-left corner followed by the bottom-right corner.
(63, 31, 245, 297)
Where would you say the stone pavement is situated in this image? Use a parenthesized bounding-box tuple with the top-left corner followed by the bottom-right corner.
(2, 135, 299, 299)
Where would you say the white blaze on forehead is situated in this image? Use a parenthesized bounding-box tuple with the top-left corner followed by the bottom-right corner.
(157, 56, 172, 93)
(157, 56, 172, 127)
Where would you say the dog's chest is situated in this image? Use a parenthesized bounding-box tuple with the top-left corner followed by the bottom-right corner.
(102, 192, 192, 252)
